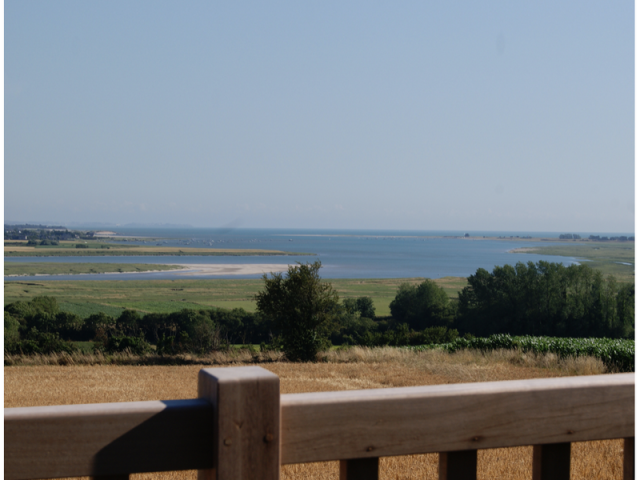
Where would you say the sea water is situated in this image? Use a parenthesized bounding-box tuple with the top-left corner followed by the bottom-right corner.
(4, 228, 583, 281)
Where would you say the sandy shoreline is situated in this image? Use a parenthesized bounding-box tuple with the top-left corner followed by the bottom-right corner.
(5, 264, 294, 278)
(166, 263, 293, 276)
(509, 247, 538, 253)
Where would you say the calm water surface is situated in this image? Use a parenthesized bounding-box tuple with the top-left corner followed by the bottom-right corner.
(5, 228, 581, 281)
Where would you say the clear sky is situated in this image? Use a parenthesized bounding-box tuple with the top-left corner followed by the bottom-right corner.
(4, 1, 634, 232)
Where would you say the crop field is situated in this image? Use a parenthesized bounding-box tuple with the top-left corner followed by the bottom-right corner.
(4, 263, 184, 277)
(511, 242, 635, 283)
(412, 335, 635, 372)
(3, 277, 468, 317)
(4, 348, 622, 480)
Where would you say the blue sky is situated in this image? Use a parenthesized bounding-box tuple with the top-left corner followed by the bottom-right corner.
(4, 1, 634, 232)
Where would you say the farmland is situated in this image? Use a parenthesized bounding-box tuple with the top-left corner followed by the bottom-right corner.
(412, 335, 635, 372)
(4, 348, 624, 480)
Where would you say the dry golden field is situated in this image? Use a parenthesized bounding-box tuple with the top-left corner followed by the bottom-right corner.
(4, 348, 625, 480)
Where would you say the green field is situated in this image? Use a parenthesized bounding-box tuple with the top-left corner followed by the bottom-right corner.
(5, 263, 184, 277)
(4, 240, 312, 257)
(511, 242, 635, 283)
(3, 276, 468, 318)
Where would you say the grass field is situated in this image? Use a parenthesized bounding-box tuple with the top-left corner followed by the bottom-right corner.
(4, 348, 622, 480)
(4, 240, 311, 257)
(511, 242, 635, 283)
(3, 277, 468, 317)
(4, 263, 185, 277)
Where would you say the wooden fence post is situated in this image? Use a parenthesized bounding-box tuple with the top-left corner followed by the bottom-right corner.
(532, 443, 571, 480)
(339, 457, 379, 480)
(439, 450, 477, 480)
(624, 437, 634, 480)
(198, 367, 280, 480)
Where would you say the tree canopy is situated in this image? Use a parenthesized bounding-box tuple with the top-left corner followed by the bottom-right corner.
(456, 261, 634, 338)
(389, 279, 454, 330)
(255, 261, 340, 361)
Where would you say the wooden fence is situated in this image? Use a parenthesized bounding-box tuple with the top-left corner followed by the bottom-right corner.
(5, 367, 635, 480)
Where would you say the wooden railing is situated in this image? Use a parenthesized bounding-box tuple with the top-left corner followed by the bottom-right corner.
(5, 367, 635, 480)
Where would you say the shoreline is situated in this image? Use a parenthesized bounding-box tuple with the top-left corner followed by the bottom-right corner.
(167, 263, 293, 276)
(4, 263, 294, 278)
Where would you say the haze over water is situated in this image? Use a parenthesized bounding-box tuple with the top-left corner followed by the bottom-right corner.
(4, 228, 599, 281)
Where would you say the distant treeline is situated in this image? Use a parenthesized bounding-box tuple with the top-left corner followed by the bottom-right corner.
(587, 235, 634, 241)
(4, 226, 89, 241)
(4, 261, 634, 357)
(559, 233, 634, 241)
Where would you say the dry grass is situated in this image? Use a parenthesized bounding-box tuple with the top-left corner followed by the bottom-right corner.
(4, 347, 622, 480)
(4, 345, 611, 377)
(3, 349, 286, 368)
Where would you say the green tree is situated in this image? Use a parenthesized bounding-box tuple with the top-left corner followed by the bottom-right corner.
(456, 261, 634, 338)
(4, 313, 21, 352)
(84, 312, 116, 340)
(255, 261, 340, 362)
(342, 298, 359, 316)
(116, 309, 142, 336)
(389, 280, 453, 330)
(356, 297, 376, 319)
(615, 283, 635, 339)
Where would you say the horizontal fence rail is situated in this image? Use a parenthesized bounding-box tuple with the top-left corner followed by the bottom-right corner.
(5, 399, 213, 479)
(280, 373, 635, 464)
(4, 370, 635, 480)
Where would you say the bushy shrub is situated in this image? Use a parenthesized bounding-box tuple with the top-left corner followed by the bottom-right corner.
(8, 328, 76, 355)
(102, 335, 152, 355)
(419, 326, 459, 344)
(5, 296, 59, 319)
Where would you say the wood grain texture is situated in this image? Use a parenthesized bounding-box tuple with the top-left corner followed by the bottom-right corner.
(197, 366, 280, 480)
(339, 458, 379, 480)
(5, 399, 213, 480)
(439, 450, 477, 480)
(623, 437, 634, 480)
(532, 443, 571, 480)
(91, 476, 130, 480)
(280, 374, 634, 464)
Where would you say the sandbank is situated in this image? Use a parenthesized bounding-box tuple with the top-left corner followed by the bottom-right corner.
(5, 263, 294, 278)
(167, 263, 293, 276)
